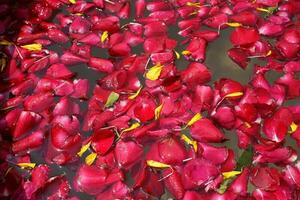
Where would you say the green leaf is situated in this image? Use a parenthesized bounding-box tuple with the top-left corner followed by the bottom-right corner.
(217, 178, 233, 194)
(105, 92, 119, 107)
(236, 147, 253, 171)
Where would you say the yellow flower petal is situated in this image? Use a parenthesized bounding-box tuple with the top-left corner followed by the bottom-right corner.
(101, 31, 109, 43)
(222, 171, 241, 179)
(186, 2, 201, 7)
(289, 122, 298, 134)
(0, 40, 12, 45)
(1, 57, 7, 72)
(224, 92, 244, 98)
(155, 104, 163, 120)
(181, 134, 198, 152)
(256, 7, 271, 13)
(185, 113, 202, 128)
(266, 50, 272, 57)
(128, 87, 142, 100)
(225, 22, 243, 27)
(85, 152, 97, 165)
(146, 64, 163, 81)
(244, 122, 252, 128)
(77, 141, 91, 157)
(146, 160, 170, 168)
(69, 0, 76, 4)
(21, 43, 42, 51)
(182, 50, 191, 56)
(122, 122, 140, 133)
(17, 163, 36, 169)
(74, 13, 83, 16)
(174, 50, 180, 59)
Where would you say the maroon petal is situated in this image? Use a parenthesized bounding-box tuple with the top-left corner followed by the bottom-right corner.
(259, 22, 283, 37)
(263, 118, 288, 143)
(250, 166, 280, 191)
(230, 11, 258, 26)
(53, 97, 80, 116)
(276, 39, 300, 59)
(88, 57, 114, 73)
(60, 51, 88, 65)
(228, 168, 250, 196)
(181, 62, 211, 86)
(158, 137, 187, 165)
(13, 111, 42, 139)
(91, 129, 115, 155)
(199, 143, 228, 165)
(282, 162, 300, 187)
(74, 165, 108, 195)
(114, 140, 143, 168)
(183, 158, 220, 189)
(24, 92, 54, 112)
(46, 63, 74, 79)
(12, 130, 44, 153)
(212, 106, 236, 130)
(134, 100, 155, 122)
(230, 27, 260, 46)
(162, 168, 185, 199)
(227, 48, 249, 69)
(135, 0, 146, 18)
(47, 29, 69, 43)
(190, 119, 225, 143)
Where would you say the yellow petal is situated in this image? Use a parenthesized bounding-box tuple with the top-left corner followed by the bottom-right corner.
(244, 122, 252, 128)
(256, 7, 271, 13)
(17, 163, 36, 169)
(128, 87, 142, 100)
(185, 113, 202, 128)
(155, 104, 163, 120)
(146, 64, 163, 81)
(0, 40, 12, 45)
(222, 171, 241, 179)
(21, 43, 42, 51)
(101, 31, 109, 43)
(224, 92, 244, 98)
(225, 22, 242, 27)
(182, 50, 191, 56)
(174, 50, 180, 59)
(181, 134, 198, 152)
(77, 141, 91, 157)
(74, 13, 83, 16)
(266, 50, 272, 57)
(85, 152, 97, 165)
(289, 122, 298, 134)
(1, 57, 7, 72)
(186, 2, 201, 7)
(69, 0, 76, 4)
(146, 160, 170, 168)
(122, 122, 140, 133)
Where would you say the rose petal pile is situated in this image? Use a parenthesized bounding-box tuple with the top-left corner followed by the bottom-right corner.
(0, 0, 300, 199)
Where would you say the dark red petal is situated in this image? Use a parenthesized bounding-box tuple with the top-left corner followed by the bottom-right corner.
(230, 27, 260, 46)
(190, 119, 225, 143)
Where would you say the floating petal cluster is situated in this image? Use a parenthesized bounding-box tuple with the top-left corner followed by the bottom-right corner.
(0, 0, 300, 199)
